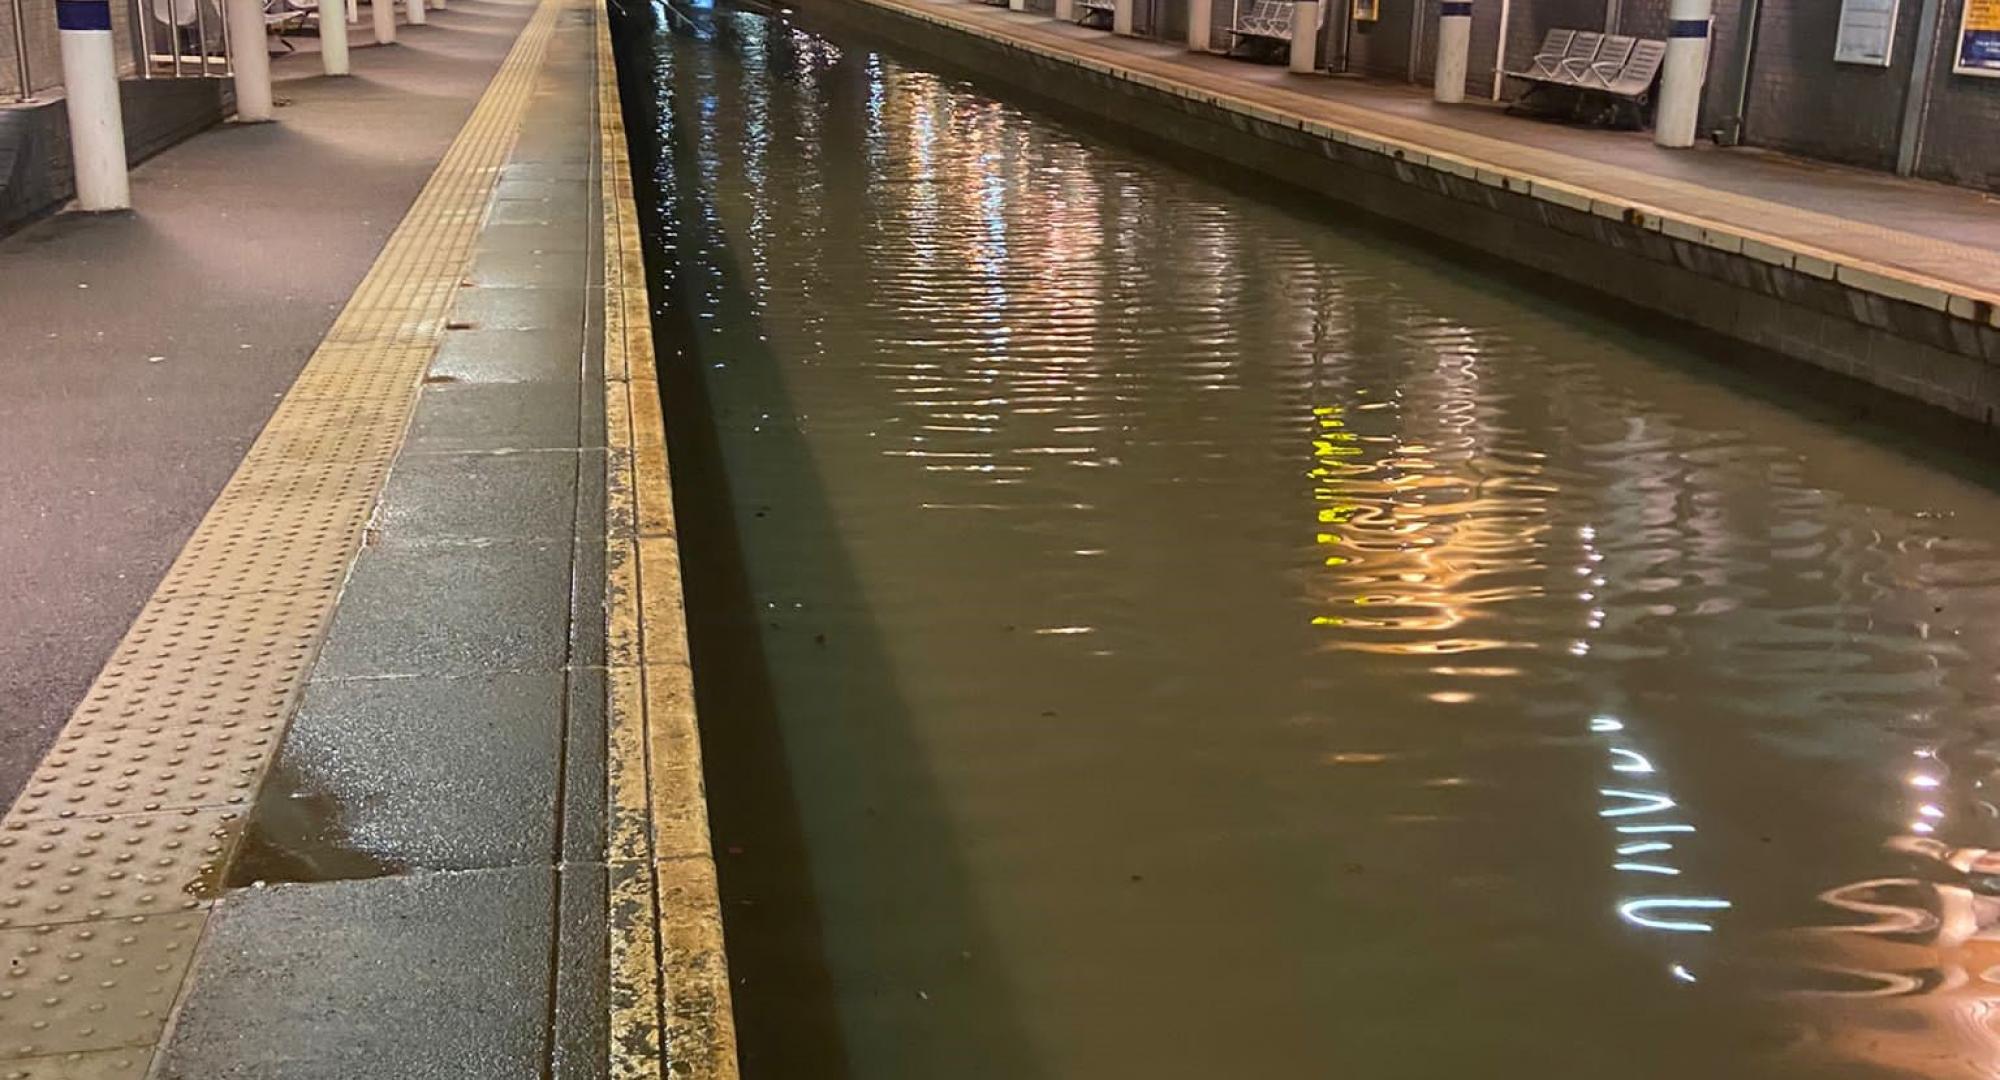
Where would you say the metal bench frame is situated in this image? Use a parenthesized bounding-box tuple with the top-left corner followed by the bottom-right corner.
(1073, 0, 1113, 27)
(1506, 27, 1666, 129)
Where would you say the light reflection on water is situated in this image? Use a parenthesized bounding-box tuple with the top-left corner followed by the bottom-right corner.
(631, 4, 2000, 1076)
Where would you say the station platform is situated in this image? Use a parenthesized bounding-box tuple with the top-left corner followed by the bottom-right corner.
(885, 0, 2000, 296)
(820, 0, 2000, 426)
(0, 1, 732, 1076)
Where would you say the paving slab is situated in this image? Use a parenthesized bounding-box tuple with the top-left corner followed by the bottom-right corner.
(236, 672, 565, 875)
(430, 326, 588, 383)
(154, 867, 554, 1080)
(407, 381, 587, 451)
(313, 539, 573, 678)
(375, 450, 581, 540)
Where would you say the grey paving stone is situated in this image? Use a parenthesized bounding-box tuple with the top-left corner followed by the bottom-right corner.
(552, 862, 609, 1080)
(377, 450, 578, 541)
(240, 672, 563, 876)
(492, 177, 568, 201)
(502, 160, 591, 182)
(487, 198, 590, 227)
(470, 247, 589, 288)
(472, 221, 591, 256)
(450, 283, 587, 329)
(315, 539, 571, 678)
(408, 382, 583, 452)
(430, 327, 584, 384)
(156, 867, 553, 1080)
(574, 447, 607, 537)
(561, 666, 606, 864)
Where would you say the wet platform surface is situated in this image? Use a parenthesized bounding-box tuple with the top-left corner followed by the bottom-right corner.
(0, 0, 539, 813)
(0, 0, 653, 1073)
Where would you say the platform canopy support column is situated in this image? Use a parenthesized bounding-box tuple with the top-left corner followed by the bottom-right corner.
(55, 0, 130, 209)
(1655, 0, 1712, 147)
(1434, 0, 1471, 102)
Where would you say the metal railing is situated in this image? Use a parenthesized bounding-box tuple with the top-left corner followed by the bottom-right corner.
(3, 0, 228, 101)
(133, 0, 232, 79)
(4, 0, 54, 100)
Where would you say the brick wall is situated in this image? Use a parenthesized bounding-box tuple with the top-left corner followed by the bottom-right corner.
(1912, 7, 2000, 189)
(1346, 0, 1421, 77)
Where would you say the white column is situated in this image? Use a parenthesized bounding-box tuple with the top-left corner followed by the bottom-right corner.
(1188, 0, 1210, 51)
(1112, 0, 1132, 35)
(348, 0, 359, 25)
(1288, 0, 1316, 71)
(56, 0, 129, 210)
(1433, 0, 1470, 102)
(1008, 0, 1024, 11)
(1654, 0, 1712, 147)
(1054, 0, 1075, 17)
(372, 0, 396, 43)
(320, 0, 350, 73)
(226, 0, 274, 120)
(406, 0, 425, 26)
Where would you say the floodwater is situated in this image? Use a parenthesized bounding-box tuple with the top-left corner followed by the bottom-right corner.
(617, 5, 2000, 1077)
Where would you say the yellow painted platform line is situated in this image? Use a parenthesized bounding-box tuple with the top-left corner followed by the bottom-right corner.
(0, 1, 562, 1075)
(596, 6, 742, 1079)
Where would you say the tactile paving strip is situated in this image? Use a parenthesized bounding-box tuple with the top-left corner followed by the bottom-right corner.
(0, 914, 205, 1060)
(0, 0, 566, 1069)
(0, 812, 237, 931)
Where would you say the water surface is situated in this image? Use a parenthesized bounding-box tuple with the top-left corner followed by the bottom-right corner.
(619, 8, 2000, 1076)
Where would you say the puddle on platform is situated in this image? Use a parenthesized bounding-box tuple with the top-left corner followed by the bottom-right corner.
(227, 758, 407, 886)
(617, 5, 2000, 1077)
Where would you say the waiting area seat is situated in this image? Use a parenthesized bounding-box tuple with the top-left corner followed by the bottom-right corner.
(1230, 0, 1294, 43)
(1073, 0, 1113, 25)
(1506, 28, 1667, 128)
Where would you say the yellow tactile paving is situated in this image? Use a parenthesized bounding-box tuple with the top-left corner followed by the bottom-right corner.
(0, 0, 564, 1072)
(596, 1, 740, 1074)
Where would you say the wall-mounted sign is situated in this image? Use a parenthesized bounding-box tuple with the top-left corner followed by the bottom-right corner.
(1834, 0, 1899, 65)
(1956, 0, 2000, 76)
(1351, 0, 1378, 21)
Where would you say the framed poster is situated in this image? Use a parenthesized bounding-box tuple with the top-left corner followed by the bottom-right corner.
(1957, 0, 2000, 75)
(1835, 0, 1899, 65)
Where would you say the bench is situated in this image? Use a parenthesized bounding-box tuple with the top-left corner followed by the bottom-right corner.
(264, 0, 312, 51)
(1506, 28, 1667, 128)
(1231, 0, 1294, 42)
(1074, 0, 1113, 26)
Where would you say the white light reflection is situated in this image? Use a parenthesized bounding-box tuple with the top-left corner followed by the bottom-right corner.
(1600, 789, 1677, 817)
(1609, 748, 1655, 774)
(1592, 714, 1732, 967)
(1618, 897, 1732, 933)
